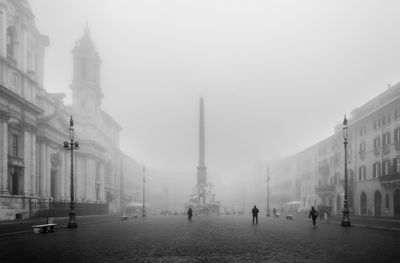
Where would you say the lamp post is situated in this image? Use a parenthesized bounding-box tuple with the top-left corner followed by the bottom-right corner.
(63, 116, 79, 229)
(266, 166, 270, 217)
(341, 115, 351, 227)
(142, 167, 146, 217)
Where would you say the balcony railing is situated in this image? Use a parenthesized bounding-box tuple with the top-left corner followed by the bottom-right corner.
(379, 173, 400, 183)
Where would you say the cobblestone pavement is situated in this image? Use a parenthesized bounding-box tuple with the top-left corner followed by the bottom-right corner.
(1, 215, 400, 263)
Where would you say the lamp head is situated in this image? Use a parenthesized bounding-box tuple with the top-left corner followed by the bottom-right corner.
(74, 141, 79, 149)
(63, 141, 70, 149)
(343, 115, 348, 140)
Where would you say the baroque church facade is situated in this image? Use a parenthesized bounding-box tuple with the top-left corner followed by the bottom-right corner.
(0, 0, 140, 220)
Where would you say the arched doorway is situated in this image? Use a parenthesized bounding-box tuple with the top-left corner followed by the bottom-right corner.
(374, 191, 382, 216)
(336, 194, 341, 214)
(361, 192, 367, 215)
(394, 189, 400, 217)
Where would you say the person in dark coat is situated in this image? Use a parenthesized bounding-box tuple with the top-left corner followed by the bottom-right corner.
(309, 206, 318, 228)
(252, 205, 259, 224)
(187, 208, 193, 221)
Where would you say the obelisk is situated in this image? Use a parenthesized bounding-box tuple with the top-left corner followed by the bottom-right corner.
(197, 97, 207, 186)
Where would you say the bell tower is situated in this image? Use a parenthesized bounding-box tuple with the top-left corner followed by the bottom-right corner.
(70, 25, 102, 119)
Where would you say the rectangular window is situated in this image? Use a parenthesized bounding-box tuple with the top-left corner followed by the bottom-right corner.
(382, 160, 391, 176)
(360, 142, 366, 152)
(393, 158, 400, 174)
(12, 134, 19, 157)
(359, 166, 366, 180)
(373, 162, 381, 178)
(383, 132, 390, 146)
(395, 128, 400, 149)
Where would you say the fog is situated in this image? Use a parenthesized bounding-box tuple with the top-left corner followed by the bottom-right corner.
(30, 0, 400, 210)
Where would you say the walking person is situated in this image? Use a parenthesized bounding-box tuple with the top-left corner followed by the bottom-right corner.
(309, 206, 318, 228)
(272, 207, 276, 217)
(187, 207, 193, 221)
(252, 205, 259, 224)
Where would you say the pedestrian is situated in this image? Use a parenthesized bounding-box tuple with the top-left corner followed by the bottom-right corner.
(272, 207, 276, 217)
(252, 205, 259, 224)
(187, 207, 193, 221)
(309, 206, 318, 228)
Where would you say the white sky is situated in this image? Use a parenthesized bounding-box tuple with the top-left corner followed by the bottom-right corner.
(30, 0, 400, 183)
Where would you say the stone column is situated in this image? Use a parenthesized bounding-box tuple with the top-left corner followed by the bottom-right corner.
(58, 151, 65, 199)
(85, 158, 91, 200)
(23, 129, 31, 195)
(0, 112, 9, 194)
(39, 142, 46, 197)
(100, 163, 105, 201)
(0, 9, 5, 57)
(31, 133, 37, 196)
(46, 145, 50, 197)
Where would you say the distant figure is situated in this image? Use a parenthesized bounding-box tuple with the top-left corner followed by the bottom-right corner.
(272, 207, 276, 217)
(323, 212, 328, 223)
(309, 206, 318, 228)
(252, 205, 259, 224)
(187, 208, 193, 221)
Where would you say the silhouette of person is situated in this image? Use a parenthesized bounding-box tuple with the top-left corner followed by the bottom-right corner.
(187, 208, 193, 221)
(272, 207, 276, 217)
(252, 205, 259, 224)
(309, 206, 318, 228)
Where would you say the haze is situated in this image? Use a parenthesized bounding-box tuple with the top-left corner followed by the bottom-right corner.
(29, 0, 400, 198)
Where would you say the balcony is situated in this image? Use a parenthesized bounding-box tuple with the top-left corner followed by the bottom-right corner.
(379, 173, 400, 186)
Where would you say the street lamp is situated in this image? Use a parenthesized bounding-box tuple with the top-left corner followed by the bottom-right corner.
(266, 166, 270, 217)
(341, 115, 351, 227)
(64, 116, 79, 229)
(142, 167, 146, 218)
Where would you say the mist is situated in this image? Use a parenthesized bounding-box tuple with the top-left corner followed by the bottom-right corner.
(29, 0, 400, 211)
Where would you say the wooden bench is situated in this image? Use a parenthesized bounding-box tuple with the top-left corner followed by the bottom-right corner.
(32, 217, 57, 234)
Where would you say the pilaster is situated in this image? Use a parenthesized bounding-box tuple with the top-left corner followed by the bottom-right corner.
(39, 142, 46, 197)
(23, 129, 31, 195)
(0, 111, 9, 194)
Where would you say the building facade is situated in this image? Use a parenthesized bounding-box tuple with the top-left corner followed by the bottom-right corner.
(265, 83, 400, 218)
(0, 0, 141, 220)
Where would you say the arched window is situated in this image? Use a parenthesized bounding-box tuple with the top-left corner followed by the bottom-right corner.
(360, 192, 367, 215)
